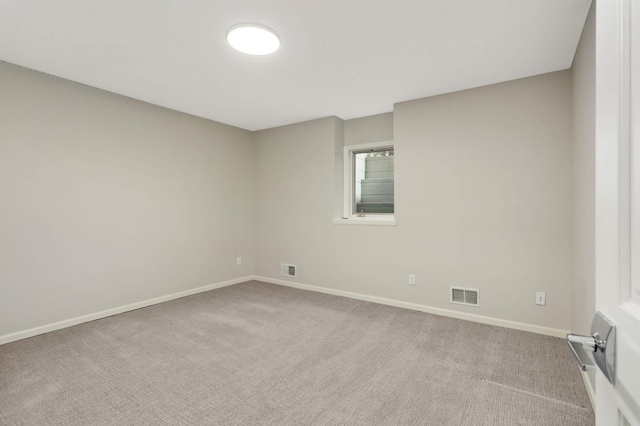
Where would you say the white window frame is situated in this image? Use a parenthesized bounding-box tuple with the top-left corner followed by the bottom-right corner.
(333, 140, 396, 226)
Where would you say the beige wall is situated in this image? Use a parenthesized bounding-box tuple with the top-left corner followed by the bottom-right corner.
(254, 117, 342, 286)
(0, 61, 254, 338)
(255, 71, 574, 331)
(344, 112, 393, 146)
(571, 5, 596, 335)
(1, 59, 580, 340)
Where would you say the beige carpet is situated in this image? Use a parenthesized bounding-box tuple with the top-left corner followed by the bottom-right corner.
(0, 280, 593, 425)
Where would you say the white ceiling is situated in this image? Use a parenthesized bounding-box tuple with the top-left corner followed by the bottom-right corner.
(0, 0, 591, 131)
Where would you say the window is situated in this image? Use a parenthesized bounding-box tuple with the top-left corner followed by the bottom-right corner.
(336, 141, 395, 226)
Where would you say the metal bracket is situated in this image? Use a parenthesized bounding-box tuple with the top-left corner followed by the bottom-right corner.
(567, 311, 616, 384)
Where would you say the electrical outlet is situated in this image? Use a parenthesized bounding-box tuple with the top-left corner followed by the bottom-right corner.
(536, 292, 546, 306)
(409, 274, 416, 285)
(236, 257, 242, 265)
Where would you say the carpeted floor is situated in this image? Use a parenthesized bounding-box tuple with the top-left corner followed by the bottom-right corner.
(0, 280, 594, 425)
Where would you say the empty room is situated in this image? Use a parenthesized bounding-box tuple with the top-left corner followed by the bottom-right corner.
(2, 0, 640, 425)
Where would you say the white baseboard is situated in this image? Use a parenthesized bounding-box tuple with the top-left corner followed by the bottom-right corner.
(1, 274, 570, 346)
(581, 369, 596, 412)
(0, 276, 253, 346)
(252, 275, 570, 338)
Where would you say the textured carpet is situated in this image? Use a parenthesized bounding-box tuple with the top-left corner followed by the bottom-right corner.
(0, 280, 593, 425)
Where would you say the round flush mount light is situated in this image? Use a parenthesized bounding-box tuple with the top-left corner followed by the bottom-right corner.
(226, 23, 280, 55)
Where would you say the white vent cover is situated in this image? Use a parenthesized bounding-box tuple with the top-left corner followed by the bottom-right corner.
(281, 264, 297, 277)
(450, 287, 480, 307)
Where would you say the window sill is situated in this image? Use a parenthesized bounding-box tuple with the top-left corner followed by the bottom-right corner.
(332, 217, 397, 227)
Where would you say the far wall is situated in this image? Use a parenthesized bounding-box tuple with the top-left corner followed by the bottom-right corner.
(255, 71, 573, 332)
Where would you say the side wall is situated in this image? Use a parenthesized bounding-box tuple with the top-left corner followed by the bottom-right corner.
(571, 5, 596, 402)
(0, 61, 255, 340)
(254, 71, 574, 333)
(571, 4, 596, 336)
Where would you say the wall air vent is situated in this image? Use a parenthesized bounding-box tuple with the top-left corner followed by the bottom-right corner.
(450, 287, 480, 307)
(281, 264, 297, 277)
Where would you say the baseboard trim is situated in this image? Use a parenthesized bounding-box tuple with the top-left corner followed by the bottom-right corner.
(1, 275, 570, 345)
(0, 276, 253, 346)
(252, 275, 570, 338)
(581, 369, 596, 412)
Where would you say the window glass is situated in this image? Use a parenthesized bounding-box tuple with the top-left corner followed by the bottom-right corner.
(353, 148, 394, 214)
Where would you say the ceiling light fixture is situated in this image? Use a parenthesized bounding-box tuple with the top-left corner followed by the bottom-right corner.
(226, 23, 280, 55)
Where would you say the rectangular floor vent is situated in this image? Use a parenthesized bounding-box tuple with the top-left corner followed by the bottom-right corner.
(281, 264, 297, 277)
(450, 287, 480, 307)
